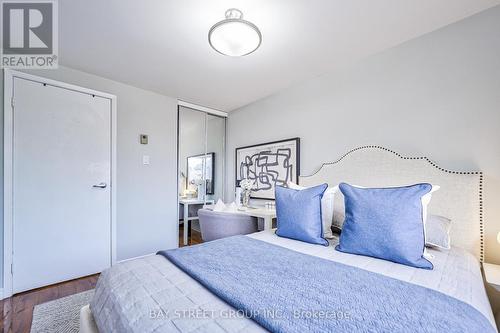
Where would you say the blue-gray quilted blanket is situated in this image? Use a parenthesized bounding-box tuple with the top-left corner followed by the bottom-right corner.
(158, 236, 494, 333)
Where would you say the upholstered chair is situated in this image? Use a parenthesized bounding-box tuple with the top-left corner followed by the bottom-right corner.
(198, 209, 258, 242)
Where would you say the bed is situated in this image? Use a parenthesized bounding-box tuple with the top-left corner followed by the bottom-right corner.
(80, 146, 496, 332)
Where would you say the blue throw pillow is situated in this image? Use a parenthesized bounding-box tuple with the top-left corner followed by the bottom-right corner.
(336, 183, 433, 269)
(275, 184, 329, 246)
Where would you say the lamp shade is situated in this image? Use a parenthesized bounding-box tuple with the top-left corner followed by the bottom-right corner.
(209, 9, 261, 57)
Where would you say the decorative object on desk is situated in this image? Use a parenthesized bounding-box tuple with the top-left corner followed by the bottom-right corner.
(179, 171, 187, 196)
(235, 187, 243, 206)
(191, 179, 205, 200)
(242, 191, 250, 207)
(187, 153, 215, 195)
(239, 178, 254, 207)
(184, 189, 196, 199)
(235, 138, 300, 200)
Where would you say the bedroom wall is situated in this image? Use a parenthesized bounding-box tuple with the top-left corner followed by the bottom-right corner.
(0, 70, 4, 287)
(0, 66, 179, 288)
(227, 5, 500, 266)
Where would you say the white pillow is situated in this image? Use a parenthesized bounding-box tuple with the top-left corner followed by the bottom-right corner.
(425, 215, 451, 250)
(287, 181, 338, 239)
(213, 199, 226, 212)
(420, 185, 440, 256)
(213, 200, 239, 212)
(224, 201, 238, 212)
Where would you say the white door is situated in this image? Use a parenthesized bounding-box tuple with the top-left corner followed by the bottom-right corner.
(12, 77, 112, 293)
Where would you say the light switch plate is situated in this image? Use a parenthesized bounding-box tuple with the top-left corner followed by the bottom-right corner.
(143, 155, 150, 165)
(140, 134, 148, 144)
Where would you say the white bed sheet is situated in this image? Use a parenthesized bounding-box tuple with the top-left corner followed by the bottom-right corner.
(248, 229, 496, 329)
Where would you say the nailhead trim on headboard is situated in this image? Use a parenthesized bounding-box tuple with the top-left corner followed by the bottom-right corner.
(479, 173, 484, 262)
(302, 145, 485, 262)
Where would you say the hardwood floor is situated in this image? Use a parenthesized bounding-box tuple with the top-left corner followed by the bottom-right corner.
(0, 226, 202, 333)
(0, 274, 99, 333)
(179, 223, 203, 247)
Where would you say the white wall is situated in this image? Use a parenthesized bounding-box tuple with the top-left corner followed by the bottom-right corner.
(1, 66, 178, 284)
(227, 6, 500, 265)
(0, 70, 4, 286)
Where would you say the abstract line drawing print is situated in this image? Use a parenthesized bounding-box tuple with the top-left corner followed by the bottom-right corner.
(239, 148, 292, 191)
(235, 138, 300, 199)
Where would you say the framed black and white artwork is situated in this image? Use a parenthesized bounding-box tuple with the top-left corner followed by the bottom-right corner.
(235, 138, 300, 200)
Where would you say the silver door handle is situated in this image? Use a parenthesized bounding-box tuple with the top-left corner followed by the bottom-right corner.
(93, 182, 107, 189)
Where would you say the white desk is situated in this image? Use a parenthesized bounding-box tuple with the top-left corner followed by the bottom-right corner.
(232, 207, 277, 231)
(179, 198, 214, 245)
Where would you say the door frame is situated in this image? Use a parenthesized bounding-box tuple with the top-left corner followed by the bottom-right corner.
(3, 69, 117, 299)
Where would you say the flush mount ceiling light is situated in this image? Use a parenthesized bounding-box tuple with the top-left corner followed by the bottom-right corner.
(208, 8, 262, 57)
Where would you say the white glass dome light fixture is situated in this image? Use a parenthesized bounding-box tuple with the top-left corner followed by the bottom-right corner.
(208, 9, 262, 57)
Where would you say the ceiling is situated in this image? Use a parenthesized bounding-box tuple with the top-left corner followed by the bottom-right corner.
(59, 0, 500, 111)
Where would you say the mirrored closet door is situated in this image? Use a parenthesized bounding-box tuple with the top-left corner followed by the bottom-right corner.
(178, 105, 226, 246)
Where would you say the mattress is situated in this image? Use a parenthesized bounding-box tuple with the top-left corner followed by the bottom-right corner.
(90, 230, 496, 332)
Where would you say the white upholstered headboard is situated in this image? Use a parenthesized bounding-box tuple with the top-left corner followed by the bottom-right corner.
(299, 146, 484, 262)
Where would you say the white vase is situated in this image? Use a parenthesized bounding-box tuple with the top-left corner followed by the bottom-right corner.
(242, 190, 251, 207)
(235, 187, 243, 206)
(197, 184, 204, 200)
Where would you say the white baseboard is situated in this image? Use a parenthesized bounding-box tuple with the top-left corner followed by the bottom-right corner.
(116, 252, 156, 264)
(0, 288, 6, 300)
(0, 255, 155, 300)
